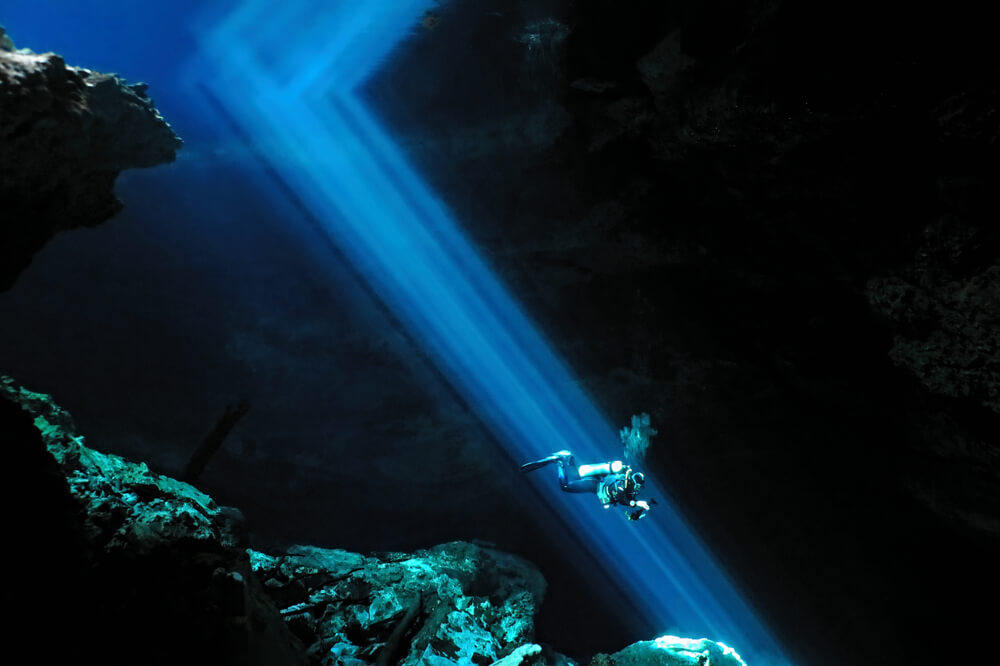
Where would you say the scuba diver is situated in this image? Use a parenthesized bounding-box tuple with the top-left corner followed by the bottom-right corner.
(520, 450, 656, 521)
(520, 414, 658, 521)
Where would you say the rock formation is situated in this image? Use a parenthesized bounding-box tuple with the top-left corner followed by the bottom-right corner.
(1, 374, 307, 665)
(250, 541, 545, 664)
(591, 636, 747, 666)
(0, 25, 181, 291)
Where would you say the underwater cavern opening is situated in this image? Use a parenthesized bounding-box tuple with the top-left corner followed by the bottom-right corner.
(2, 1, 998, 665)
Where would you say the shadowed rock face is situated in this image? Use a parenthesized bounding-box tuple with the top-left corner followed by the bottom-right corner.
(0, 26, 181, 291)
(0, 375, 308, 666)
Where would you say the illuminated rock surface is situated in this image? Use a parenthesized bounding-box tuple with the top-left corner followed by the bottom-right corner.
(250, 541, 546, 665)
(591, 636, 747, 666)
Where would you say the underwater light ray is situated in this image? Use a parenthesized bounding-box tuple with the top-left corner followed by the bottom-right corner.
(332, 94, 613, 450)
(289, 98, 580, 437)
(243, 83, 564, 409)
(283, 8, 378, 95)
(258, 103, 546, 421)
(195, 1, 791, 663)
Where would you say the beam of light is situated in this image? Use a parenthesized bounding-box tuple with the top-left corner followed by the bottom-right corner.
(193, 2, 790, 664)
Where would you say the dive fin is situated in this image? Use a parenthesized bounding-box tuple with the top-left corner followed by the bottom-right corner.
(520, 450, 572, 473)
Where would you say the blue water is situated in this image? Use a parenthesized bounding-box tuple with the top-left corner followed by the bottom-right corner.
(2, 2, 790, 663)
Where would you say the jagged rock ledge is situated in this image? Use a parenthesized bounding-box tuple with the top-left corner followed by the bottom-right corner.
(0, 374, 746, 665)
(0, 26, 181, 291)
(251, 541, 547, 665)
(1, 374, 306, 665)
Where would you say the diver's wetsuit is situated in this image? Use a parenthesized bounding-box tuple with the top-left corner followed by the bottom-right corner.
(556, 452, 600, 493)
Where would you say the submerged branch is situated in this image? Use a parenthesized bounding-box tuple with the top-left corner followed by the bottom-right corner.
(182, 399, 250, 484)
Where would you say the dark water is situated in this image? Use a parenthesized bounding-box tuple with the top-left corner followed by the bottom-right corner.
(0, 0, 645, 658)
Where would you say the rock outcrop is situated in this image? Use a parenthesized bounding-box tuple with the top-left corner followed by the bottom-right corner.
(866, 212, 999, 533)
(0, 375, 307, 666)
(250, 541, 547, 665)
(589, 636, 747, 666)
(0, 26, 181, 291)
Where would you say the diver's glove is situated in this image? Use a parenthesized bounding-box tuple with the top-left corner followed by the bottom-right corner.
(626, 498, 657, 521)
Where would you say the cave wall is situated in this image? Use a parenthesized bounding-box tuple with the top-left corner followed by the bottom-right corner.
(0, 26, 181, 290)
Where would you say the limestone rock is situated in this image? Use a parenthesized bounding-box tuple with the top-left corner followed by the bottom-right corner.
(250, 540, 547, 665)
(0, 29, 181, 291)
(2, 375, 242, 552)
(590, 636, 746, 666)
(0, 375, 307, 666)
(867, 216, 1000, 414)
(493, 643, 545, 665)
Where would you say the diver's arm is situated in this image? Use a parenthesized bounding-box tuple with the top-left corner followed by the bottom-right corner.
(625, 499, 655, 521)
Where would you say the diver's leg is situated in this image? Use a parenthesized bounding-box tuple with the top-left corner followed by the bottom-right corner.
(560, 477, 600, 494)
(556, 452, 574, 487)
(556, 453, 599, 493)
